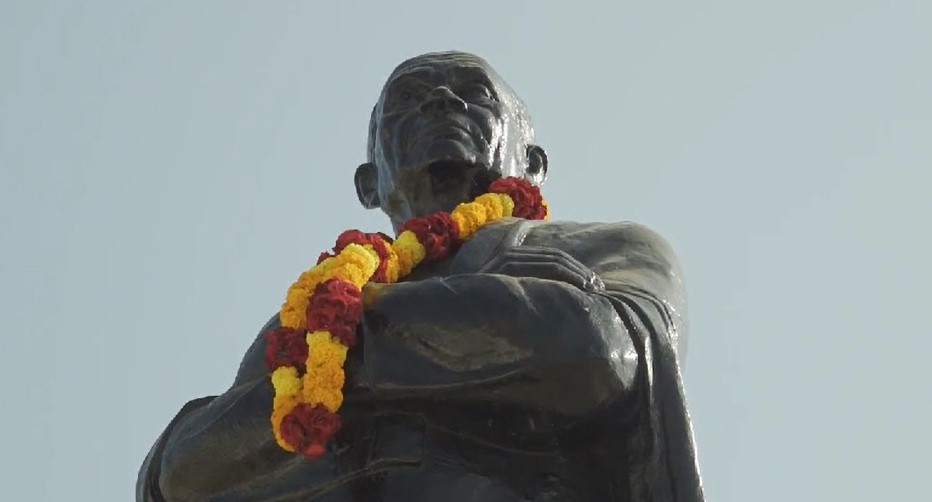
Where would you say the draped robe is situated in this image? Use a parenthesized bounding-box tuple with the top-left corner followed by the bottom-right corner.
(137, 218, 704, 501)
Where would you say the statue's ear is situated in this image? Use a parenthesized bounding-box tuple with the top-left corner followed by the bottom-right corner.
(526, 145, 548, 185)
(354, 162, 381, 209)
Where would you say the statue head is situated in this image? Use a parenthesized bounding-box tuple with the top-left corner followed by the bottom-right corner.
(354, 51, 548, 232)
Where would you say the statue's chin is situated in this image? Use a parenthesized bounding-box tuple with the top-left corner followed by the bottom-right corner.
(393, 159, 496, 218)
(428, 159, 499, 205)
(391, 139, 499, 218)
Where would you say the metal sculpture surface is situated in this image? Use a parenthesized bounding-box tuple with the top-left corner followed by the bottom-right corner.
(137, 51, 704, 502)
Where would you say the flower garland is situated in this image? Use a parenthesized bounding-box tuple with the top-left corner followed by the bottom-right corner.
(264, 177, 549, 459)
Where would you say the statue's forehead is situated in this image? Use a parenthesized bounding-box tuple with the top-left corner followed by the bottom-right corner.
(385, 53, 504, 87)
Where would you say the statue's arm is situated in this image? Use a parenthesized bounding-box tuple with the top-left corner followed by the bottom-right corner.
(136, 317, 341, 502)
(136, 396, 216, 502)
(358, 222, 683, 421)
(359, 272, 636, 420)
(134, 222, 686, 500)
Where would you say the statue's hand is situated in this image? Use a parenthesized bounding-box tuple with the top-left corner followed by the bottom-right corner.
(479, 246, 605, 293)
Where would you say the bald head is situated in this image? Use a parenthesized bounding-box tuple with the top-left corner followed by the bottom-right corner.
(367, 52, 537, 167)
(355, 51, 547, 231)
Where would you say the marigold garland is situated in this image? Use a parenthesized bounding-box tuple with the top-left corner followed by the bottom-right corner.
(266, 176, 549, 459)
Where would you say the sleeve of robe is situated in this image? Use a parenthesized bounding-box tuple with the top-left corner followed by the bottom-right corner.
(364, 220, 704, 501)
(520, 221, 704, 502)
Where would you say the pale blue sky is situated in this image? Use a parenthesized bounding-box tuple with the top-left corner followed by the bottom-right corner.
(1, 1, 930, 501)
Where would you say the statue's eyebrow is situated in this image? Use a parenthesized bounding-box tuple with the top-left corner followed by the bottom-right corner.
(383, 75, 432, 103)
(447, 69, 498, 101)
(453, 66, 494, 85)
(389, 77, 427, 91)
(388, 67, 433, 87)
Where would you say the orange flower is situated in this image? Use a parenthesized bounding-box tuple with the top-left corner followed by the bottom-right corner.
(306, 331, 349, 367)
(392, 230, 426, 278)
(304, 362, 346, 390)
(303, 385, 344, 413)
(451, 201, 488, 239)
(271, 394, 301, 452)
(280, 258, 336, 330)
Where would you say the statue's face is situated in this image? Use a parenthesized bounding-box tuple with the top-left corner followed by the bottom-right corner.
(365, 52, 540, 226)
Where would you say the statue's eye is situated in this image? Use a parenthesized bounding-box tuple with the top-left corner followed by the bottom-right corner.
(398, 90, 415, 102)
(389, 89, 419, 109)
(458, 83, 492, 100)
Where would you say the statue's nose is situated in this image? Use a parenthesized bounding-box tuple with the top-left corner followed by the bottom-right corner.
(419, 86, 467, 114)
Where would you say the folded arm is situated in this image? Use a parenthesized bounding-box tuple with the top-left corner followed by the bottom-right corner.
(357, 271, 639, 419)
(137, 221, 683, 501)
(137, 317, 343, 502)
(355, 220, 688, 419)
(139, 272, 634, 501)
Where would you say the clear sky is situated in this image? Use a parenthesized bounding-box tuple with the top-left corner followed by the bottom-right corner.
(1, 1, 930, 500)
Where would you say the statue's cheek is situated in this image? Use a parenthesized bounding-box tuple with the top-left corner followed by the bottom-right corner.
(375, 114, 407, 152)
(472, 108, 505, 141)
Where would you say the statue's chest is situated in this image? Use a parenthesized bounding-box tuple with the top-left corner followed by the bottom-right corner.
(404, 218, 538, 281)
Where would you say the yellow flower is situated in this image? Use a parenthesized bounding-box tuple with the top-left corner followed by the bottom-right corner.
(271, 394, 300, 452)
(304, 363, 346, 392)
(499, 193, 515, 218)
(543, 200, 550, 221)
(476, 192, 514, 220)
(285, 284, 311, 303)
(384, 247, 401, 284)
(362, 241, 399, 282)
(271, 366, 302, 397)
(302, 332, 350, 412)
(295, 263, 328, 290)
(451, 201, 488, 239)
(452, 194, 515, 239)
(392, 230, 426, 278)
(324, 244, 379, 288)
(474, 193, 509, 221)
(303, 385, 344, 413)
(306, 331, 348, 368)
(362, 243, 381, 265)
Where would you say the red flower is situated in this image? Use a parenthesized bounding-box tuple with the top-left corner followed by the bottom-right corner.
(317, 230, 367, 264)
(306, 279, 363, 347)
(334, 230, 370, 252)
(316, 251, 331, 265)
(303, 443, 326, 459)
(280, 404, 342, 459)
(366, 234, 393, 283)
(317, 230, 393, 283)
(489, 177, 547, 220)
(400, 212, 461, 262)
(265, 327, 309, 371)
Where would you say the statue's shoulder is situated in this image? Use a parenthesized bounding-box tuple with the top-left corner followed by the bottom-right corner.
(231, 313, 280, 386)
(526, 220, 687, 330)
(526, 220, 681, 269)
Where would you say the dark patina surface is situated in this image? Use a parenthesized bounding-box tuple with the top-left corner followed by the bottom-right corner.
(137, 51, 704, 502)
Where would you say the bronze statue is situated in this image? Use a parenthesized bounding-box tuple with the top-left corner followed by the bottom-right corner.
(137, 51, 704, 501)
